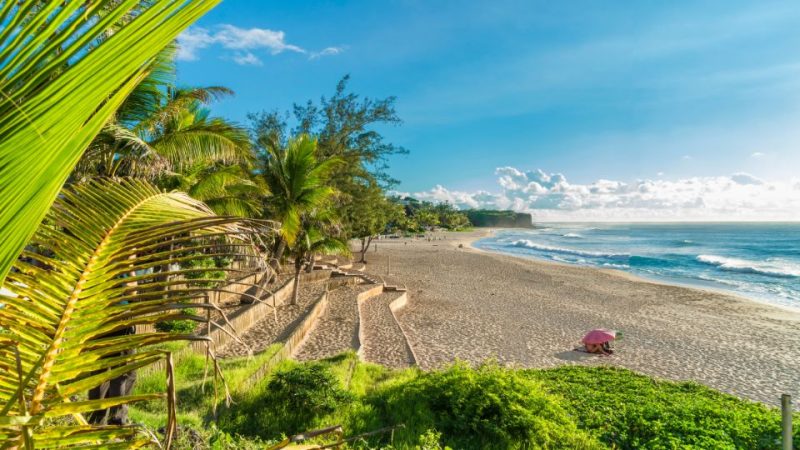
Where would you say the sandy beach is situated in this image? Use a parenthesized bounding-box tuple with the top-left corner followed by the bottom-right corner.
(365, 229, 800, 406)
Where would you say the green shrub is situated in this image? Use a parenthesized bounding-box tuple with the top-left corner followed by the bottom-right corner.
(218, 362, 353, 439)
(527, 366, 797, 450)
(154, 308, 198, 334)
(182, 255, 230, 287)
(366, 362, 601, 449)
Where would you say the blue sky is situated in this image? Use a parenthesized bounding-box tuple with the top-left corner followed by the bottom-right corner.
(177, 1, 800, 220)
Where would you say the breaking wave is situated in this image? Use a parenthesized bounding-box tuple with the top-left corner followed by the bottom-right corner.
(696, 255, 800, 278)
(511, 239, 628, 259)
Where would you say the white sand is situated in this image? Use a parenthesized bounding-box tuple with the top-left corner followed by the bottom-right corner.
(364, 229, 800, 406)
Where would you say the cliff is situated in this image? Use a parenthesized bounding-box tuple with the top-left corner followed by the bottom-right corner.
(464, 210, 533, 228)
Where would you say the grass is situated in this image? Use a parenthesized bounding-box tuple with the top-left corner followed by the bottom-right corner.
(527, 366, 800, 450)
(130, 343, 283, 431)
(131, 351, 799, 449)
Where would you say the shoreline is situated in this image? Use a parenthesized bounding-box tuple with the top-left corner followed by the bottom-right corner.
(462, 227, 800, 315)
(368, 229, 800, 405)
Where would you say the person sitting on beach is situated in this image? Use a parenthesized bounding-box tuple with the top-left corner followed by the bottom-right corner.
(584, 343, 603, 354)
(584, 342, 612, 355)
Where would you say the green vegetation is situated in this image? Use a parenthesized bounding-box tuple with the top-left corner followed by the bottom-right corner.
(368, 363, 599, 449)
(154, 309, 198, 334)
(464, 209, 534, 228)
(529, 366, 800, 450)
(250, 76, 409, 261)
(131, 353, 798, 449)
(390, 197, 472, 233)
(132, 344, 283, 431)
(0, 0, 220, 282)
(219, 362, 354, 438)
(0, 179, 270, 446)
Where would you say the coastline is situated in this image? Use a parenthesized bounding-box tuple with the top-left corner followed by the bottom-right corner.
(465, 228, 800, 316)
(368, 228, 800, 405)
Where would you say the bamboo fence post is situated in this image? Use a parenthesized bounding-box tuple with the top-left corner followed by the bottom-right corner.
(782, 394, 793, 450)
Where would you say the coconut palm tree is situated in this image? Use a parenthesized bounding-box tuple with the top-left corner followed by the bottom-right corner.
(0, 178, 276, 447)
(0, 0, 222, 288)
(287, 212, 350, 305)
(74, 84, 252, 181)
(258, 135, 342, 270)
(162, 162, 267, 217)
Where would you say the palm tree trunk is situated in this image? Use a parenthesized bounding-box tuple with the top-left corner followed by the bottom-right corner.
(271, 237, 286, 271)
(291, 262, 302, 305)
(305, 253, 315, 273)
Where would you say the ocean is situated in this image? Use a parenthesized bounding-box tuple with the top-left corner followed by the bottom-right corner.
(473, 223, 800, 309)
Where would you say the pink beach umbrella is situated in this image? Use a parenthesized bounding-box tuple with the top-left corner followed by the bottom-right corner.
(581, 329, 616, 345)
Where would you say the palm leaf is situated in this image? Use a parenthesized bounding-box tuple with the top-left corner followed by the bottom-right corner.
(0, 178, 277, 447)
(149, 118, 253, 169)
(0, 0, 222, 287)
(261, 135, 342, 244)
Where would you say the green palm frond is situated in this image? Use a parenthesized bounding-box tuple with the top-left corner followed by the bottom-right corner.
(135, 86, 235, 136)
(261, 135, 342, 244)
(162, 163, 266, 217)
(150, 118, 253, 170)
(0, 179, 277, 448)
(0, 0, 222, 287)
(117, 45, 180, 127)
(74, 122, 169, 180)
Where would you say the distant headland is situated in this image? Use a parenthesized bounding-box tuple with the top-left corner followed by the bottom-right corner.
(464, 209, 534, 228)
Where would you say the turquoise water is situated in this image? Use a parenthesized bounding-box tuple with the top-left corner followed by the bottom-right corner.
(474, 223, 800, 309)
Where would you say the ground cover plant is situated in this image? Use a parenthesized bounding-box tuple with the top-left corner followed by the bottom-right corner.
(132, 352, 797, 449)
(526, 366, 800, 450)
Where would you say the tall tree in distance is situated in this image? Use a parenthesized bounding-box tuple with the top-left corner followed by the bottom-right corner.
(343, 182, 402, 263)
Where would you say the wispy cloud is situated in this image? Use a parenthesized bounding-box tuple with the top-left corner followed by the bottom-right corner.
(232, 52, 263, 66)
(177, 25, 344, 65)
(396, 168, 800, 221)
(751, 152, 766, 158)
(310, 46, 346, 60)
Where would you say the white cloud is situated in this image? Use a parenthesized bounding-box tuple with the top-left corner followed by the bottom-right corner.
(232, 52, 263, 66)
(177, 25, 344, 65)
(681, 155, 693, 160)
(403, 168, 800, 221)
(176, 28, 216, 61)
(310, 46, 345, 59)
(730, 172, 763, 185)
(751, 152, 766, 158)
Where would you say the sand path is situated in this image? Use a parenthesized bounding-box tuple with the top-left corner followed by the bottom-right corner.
(360, 292, 415, 368)
(294, 284, 368, 361)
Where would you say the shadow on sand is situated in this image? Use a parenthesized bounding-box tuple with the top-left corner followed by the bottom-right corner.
(553, 349, 600, 362)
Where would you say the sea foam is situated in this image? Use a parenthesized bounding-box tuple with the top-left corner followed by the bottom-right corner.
(696, 255, 800, 278)
(511, 239, 628, 259)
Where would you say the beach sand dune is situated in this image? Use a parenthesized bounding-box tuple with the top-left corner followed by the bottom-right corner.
(366, 230, 800, 405)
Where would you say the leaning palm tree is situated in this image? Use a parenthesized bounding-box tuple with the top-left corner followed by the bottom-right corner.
(0, 179, 277, 448)
(0, 0, 222, 288)
(259, 135, 342, 270)
(287, 213, 350, 305)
